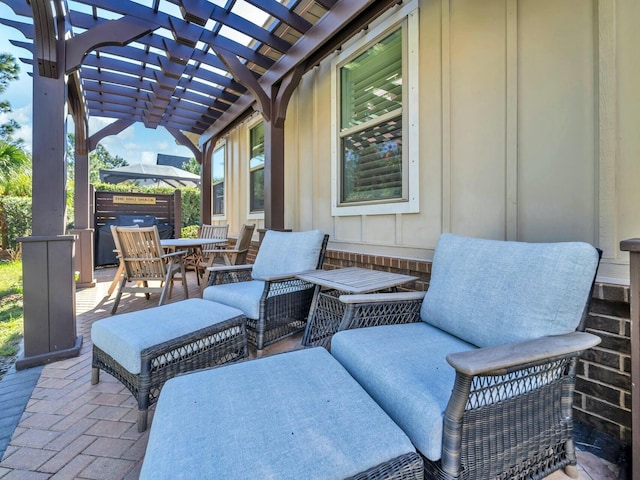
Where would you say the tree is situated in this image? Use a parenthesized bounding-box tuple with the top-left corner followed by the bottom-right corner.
(66, 134, 129, 183)
(0, 53, 21, 143)
(0, 52, 30, 196)
(181, 157, 200, 175)
(0, 141, 31, 195)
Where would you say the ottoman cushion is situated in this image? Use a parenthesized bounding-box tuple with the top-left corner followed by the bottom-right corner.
(91, 299, 245, 375)
(140, 347, 417, 480)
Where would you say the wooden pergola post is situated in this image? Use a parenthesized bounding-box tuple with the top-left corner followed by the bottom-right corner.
(16, 1, 82, 368)
(619, 239, 639, 478)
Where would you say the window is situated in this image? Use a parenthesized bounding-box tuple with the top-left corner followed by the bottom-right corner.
(332, 3, 419, 216)
(212, 144, 225, 216)
(249, 122, 265, 213)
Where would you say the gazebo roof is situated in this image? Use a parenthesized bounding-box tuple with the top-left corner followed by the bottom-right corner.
(99, 163, 200, 188)
(0, 0, 395, 146)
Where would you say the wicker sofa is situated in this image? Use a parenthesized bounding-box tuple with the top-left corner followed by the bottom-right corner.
(330, 233, 601, 480)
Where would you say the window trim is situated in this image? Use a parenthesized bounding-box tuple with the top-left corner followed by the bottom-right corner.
(331, 1, 419, 216)
(247, 117, 265, 218)
(212, 140, 227, 219)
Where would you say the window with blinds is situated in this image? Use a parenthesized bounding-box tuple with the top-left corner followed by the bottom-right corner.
(249, 122, 265, 213)
(339, 28, 404, 204)
(212, 144, 225, 216)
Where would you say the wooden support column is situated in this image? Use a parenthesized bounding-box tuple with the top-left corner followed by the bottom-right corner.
(69, 73, 95, 288)
(17, 1, 83, 368)
(214, 46, 304, 230)
(264, 122, 285, 230)
(619, 239, 639, 479)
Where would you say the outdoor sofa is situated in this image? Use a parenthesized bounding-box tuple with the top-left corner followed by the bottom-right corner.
(140, 233, 601, 479)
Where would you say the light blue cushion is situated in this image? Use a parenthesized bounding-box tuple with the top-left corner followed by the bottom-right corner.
(421, 233, 599, 348)
(331, 323, 475, 462)
(202, 280, 265, 319)
(91, 299, 244, 375)
(251, 230, 325, 280)
(140, 348, 417, 480)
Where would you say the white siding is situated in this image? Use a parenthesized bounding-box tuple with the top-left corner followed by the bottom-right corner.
(215, 0, 640, 282)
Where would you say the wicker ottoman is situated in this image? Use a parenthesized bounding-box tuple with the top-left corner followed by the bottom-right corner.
(140, 347, 423, 480)
(91, 298, 247, 432)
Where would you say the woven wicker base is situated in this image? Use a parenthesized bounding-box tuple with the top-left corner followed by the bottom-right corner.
(348, 452, 423, 480)
(92, 314, 248, 431)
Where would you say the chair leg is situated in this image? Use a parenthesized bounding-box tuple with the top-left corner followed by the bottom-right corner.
(111, 278, 127, 314)
(137, 409, 148, 432)
(91, 367, 100, 385)
(564, 465, 579, 479)
(180, 261, 189, 299)
(107, 262, 124, 296)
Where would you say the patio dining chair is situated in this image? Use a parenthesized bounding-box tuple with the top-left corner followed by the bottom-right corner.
(202, 229, 329, 350)
(189, 223, 229, 284)
(202, 223, 255, 265)
(110, 226, 188, 314)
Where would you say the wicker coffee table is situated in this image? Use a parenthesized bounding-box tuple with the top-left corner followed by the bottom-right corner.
(299, 267, 417, 349)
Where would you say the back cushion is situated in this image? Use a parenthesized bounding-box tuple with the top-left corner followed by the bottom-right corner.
(251, 230, 325, 280)
(421, 233, 599, 348)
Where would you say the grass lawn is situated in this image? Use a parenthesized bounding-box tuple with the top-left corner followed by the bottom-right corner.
(0, 260, 23, 358)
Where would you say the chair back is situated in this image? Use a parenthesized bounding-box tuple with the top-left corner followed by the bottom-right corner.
(231, 224, 256, 265)
(199, 224, 229, 251)
(115, 226, 166, 281)
(251, 230, 328, 280)
(421, 233, 600, 348)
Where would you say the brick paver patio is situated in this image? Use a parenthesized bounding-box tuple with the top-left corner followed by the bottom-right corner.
(0, 267, 621, 479)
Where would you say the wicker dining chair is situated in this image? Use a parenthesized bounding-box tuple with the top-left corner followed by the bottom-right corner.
(203, 229, 329, 350)
(110, 226, 188, 314)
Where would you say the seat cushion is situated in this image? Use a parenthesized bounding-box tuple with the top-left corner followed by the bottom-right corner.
(91, 299, 245, 374)
(422, 233, 599, 348)
(331, 322, 476, 462)
(251, 230, 325, 280)
(202, 279, 265, 320)
(140, 347, 417, 480)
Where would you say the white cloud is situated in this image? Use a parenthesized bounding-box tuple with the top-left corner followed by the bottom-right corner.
(140, 151, 157, 164)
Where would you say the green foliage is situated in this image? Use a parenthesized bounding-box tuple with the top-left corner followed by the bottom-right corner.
(0, 260, 23, 359)
(0, 196, 31, 250)
(0, 141, 31, 196)
(181, 187, 201, 227)
(181, 157, 200, 175)
(0, 53, 21, 143)
(181, 225, 199, 238)
(66, 134, 129, 183)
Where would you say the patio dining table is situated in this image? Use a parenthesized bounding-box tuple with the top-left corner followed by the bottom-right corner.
(299, 267, 418, 350)
(160, 238, 227, 287)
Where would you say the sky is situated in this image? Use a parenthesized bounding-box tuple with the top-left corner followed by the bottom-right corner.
(0, 2, 200, 166)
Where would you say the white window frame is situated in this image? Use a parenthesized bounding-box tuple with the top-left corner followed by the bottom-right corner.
(331, 1, 419, 216)
(212, 140, 227, 219)
(247, 117, 265, 219)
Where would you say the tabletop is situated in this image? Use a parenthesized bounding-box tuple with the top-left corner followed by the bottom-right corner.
(160, 238, 226, 248)
(296, 267, 417, 294)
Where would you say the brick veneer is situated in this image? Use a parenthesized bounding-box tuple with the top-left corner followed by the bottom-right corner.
(245, 242, 632, 444)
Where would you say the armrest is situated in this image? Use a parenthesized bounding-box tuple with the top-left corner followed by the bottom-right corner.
(206, 264, 253, 273)
(257, 271, 313, 282)
(446, 331, 601, 376)
(162, 250, 187, 259)
(339, 291, 426, 304)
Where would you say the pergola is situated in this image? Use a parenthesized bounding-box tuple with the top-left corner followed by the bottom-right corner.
(0, 0, 400, 367)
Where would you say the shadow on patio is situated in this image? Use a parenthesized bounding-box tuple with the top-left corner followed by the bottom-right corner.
(0, 267, 624, 479)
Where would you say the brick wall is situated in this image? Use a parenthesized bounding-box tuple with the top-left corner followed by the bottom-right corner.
(245, 242, 632, 444)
